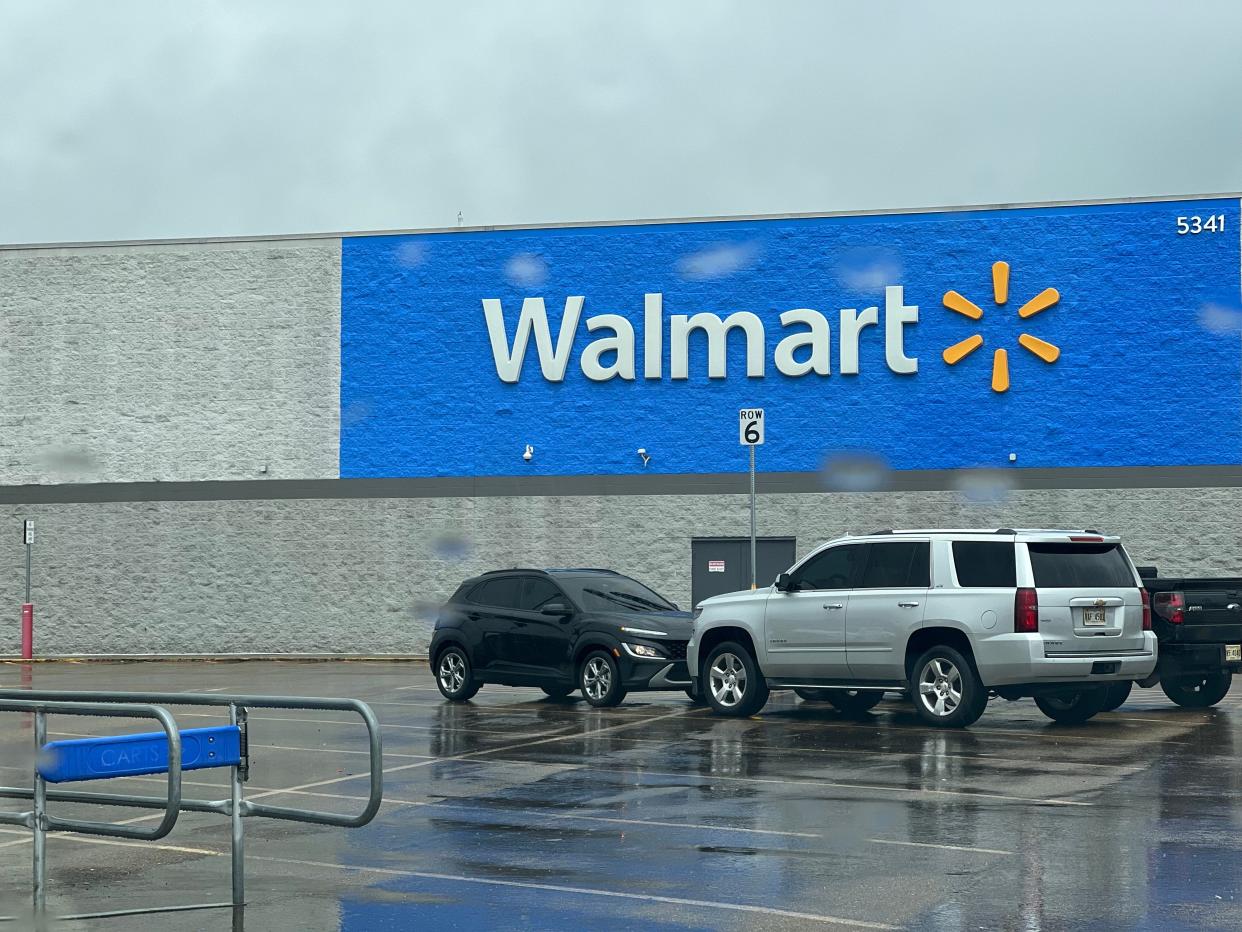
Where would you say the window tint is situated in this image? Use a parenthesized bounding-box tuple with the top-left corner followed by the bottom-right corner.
(472, 577, 522, 607)
(519, 577, 564, 611)
(1028, 544, 1135, 588)
(792, 545, 864, 590)
(858, 542, 930, 588)
(953, 541, 1017, 587)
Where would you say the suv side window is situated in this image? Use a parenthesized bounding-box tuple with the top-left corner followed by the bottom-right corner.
(857, 542, 931, 588)
(791, 544, 865, 590)
(519, 577, 564, 611)
(473, 577, 522, 608)
(952, 541, 1017, 587)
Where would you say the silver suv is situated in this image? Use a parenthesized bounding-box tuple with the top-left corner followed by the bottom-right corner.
(688, 529, 1157, 727)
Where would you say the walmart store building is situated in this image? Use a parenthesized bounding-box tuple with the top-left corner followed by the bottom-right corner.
(3, 194, 1241, 657)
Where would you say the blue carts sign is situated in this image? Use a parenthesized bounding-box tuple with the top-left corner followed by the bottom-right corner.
(341, 197, 1242, 477)
(39, 725, 242, 784)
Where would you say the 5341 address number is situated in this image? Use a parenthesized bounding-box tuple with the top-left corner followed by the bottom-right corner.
(1177, 214, 1225, 235)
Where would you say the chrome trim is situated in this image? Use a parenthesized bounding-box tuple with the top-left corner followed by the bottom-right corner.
(646, 664, 693, 689)
(619, 627, 669, 637)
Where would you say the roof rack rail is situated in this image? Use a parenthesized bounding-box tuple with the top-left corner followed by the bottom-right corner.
(868, 529, 894, 535)
(544, 567, 620, 574)
(994, 528, 1016, 534)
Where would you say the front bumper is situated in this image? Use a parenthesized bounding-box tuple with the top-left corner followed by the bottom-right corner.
(977, 632, 1158, 687)
(619, 639, 692, 691)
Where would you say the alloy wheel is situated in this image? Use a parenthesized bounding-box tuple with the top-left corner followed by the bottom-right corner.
(709, 652, 747, 708)
(918, 657, 962, 718)
(439, 652, 466, 694)
(583, 657, 612, 701)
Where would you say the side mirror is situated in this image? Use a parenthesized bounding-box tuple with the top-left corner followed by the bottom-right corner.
(540, 602, 573, 616)
(775, 573, 794, 592)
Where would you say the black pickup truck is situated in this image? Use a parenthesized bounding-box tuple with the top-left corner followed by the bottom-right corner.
(1113, 566, 1242, 709)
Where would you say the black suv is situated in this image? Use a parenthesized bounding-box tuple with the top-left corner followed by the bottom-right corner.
(430, 568, 695, 707)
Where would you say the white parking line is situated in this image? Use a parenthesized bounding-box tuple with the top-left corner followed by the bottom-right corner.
(0, 828, 220, 857)
(249, 855, 899, 929)
(867, 838, 1013, 856)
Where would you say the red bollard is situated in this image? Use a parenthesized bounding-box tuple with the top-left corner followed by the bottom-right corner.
(20, 603, 33, 660)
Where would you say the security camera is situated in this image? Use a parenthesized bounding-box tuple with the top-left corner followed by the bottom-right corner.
(523, 444, 534, 462)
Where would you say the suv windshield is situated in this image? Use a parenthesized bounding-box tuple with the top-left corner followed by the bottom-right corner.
(559, 576, 677, 613)
(1028, 543, 1135, 588)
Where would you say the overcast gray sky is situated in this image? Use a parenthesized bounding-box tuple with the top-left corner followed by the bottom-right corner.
(2, 0, 1241, 244)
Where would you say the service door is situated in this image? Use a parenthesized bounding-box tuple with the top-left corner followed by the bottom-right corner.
(691, 537, 797, 608)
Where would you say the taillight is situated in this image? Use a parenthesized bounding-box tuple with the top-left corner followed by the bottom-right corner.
(1015, 587, 1039, 633)
(1153, 591, 1185, 624)
(1140, 588, 1152, 631)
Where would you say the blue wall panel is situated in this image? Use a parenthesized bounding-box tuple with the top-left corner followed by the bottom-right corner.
(341, 198, 1241, 478)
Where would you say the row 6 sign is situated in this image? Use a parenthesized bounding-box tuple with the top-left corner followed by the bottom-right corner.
(740, 408, 764, 446)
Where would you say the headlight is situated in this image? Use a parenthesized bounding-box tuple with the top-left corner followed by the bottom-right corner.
(692, 605, 703, 621)
(622, 642, 664, 659)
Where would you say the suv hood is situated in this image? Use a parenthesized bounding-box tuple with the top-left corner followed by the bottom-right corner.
(592, 610, 694, 639)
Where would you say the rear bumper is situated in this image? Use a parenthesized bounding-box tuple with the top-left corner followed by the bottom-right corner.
(978, 632, 1157, 686)
(1158, 643, 1242, 676)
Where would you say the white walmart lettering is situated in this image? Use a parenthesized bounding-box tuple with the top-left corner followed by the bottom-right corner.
(481, 287, 919, 383)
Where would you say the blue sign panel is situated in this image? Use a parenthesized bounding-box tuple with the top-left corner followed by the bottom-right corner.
(341, 197, 1241, 477)
(39, 725, 242, 784)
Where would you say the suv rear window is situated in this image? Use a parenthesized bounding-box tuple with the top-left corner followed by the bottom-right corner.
(471, 577, 522, 607)
(952, 541, 1017, 588)
(1028, 543, 1135, 588)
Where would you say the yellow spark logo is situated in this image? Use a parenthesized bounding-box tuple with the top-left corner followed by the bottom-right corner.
(941, 262, 1061, 392)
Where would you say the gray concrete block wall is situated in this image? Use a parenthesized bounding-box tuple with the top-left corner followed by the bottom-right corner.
(0, 239, 341, 485)
(2, 486, 1239, 657)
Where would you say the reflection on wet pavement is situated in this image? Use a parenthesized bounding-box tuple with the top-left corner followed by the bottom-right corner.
(2, 661, 1241, 930)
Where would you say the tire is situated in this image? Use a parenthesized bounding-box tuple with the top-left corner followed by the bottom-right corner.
(794, 688, 833, 702)
(435, 645, 480, 702)
(540, 684, 574, 699)
(824, 689, 885, 716)
(1101, 681, 1133, 712)
(579, 650, 627, 708)
(1160, 671, 1233, 708)
(703, 642, 770, 717)
(685, 685, 708, 705)
(1035, 687, 1109, 724)
(795, 687, 884, 715)
(910, 646, 986, 728)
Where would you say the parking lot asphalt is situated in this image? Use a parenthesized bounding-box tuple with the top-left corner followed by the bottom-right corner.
(2, 661, 1241, 931)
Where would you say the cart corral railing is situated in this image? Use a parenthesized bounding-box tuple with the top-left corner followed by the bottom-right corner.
(0, 689, 383, 927)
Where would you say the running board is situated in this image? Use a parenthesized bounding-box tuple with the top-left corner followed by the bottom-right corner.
(766, 682, 904, 691)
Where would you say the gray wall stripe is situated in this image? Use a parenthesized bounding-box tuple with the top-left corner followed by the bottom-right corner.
(3, 465, 1242, 505)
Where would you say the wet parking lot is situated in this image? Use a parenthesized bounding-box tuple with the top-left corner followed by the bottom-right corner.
(2, 661, 1242, 930)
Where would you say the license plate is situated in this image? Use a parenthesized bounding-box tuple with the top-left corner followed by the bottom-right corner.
(1083, 608, 1107, 627)
(1227, 645, 1241, 662)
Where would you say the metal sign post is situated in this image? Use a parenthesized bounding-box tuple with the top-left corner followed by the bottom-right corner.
(22, 520, 34, 660)
(738, 409, 765, 589)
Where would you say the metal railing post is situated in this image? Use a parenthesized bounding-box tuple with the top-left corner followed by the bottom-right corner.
(32, 709, 47, 924)
(228, 704, 246, 911)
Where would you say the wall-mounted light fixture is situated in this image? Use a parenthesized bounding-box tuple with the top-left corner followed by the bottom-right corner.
(523, 444, 535, 462)
(637, 448, 651, 467)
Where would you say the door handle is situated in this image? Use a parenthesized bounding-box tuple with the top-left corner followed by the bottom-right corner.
(823, 603, 844, 610)
(898, 601, 920, 608)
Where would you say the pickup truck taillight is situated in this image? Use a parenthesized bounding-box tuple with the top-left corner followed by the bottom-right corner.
(1153, 590, 1185, 624)
(1015, 587, 1039, 633)
(1140, 588, 1152, 631)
